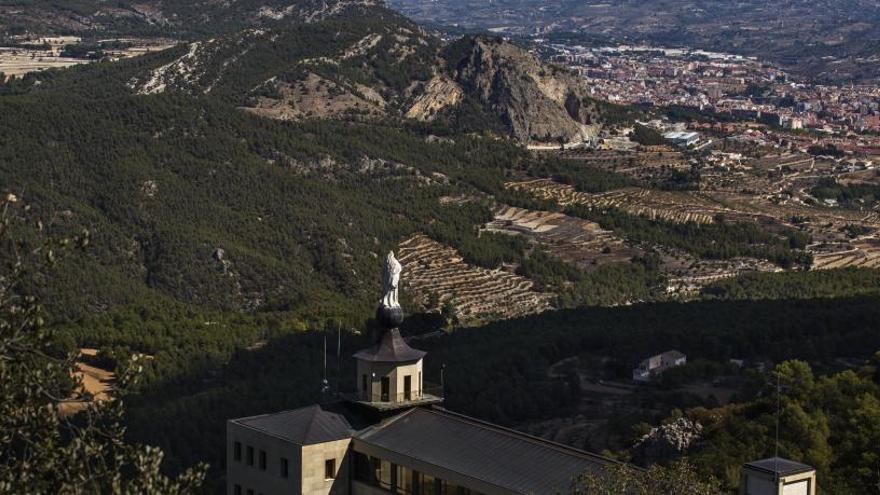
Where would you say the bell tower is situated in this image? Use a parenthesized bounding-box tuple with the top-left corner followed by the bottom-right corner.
(348, 252, 442, 412)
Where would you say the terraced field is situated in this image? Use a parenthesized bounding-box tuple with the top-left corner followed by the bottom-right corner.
(397, 234, 553, 324)
(559, 149, 687, 181)
(813, 239, 880, 270)
(486, 205, 642, 269)
(506, 179, 725, 224)
(509, 177, 880, 275)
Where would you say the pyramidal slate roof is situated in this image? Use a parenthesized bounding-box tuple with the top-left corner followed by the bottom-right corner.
(232, 404, 354, 445)
(352, 328, 426, 363)
(354, 407, 616, 494)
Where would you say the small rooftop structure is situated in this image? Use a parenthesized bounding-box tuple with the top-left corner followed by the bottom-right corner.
(663, 130, 700, 147)
(740, 457, 816, 495)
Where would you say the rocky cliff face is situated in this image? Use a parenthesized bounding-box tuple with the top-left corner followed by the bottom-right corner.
(439, 37, 601, 143)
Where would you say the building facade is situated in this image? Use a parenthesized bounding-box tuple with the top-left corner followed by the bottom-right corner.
(632, 349, 687, 382)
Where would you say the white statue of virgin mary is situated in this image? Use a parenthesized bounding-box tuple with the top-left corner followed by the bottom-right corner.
(380, 251, 402, 310)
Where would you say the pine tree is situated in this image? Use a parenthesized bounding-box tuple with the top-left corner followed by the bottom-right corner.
(0, 195, 206, 493)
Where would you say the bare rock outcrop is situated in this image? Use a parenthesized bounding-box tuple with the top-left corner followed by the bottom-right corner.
(444, 37, 601, 143)
(633, 417, 703, 464)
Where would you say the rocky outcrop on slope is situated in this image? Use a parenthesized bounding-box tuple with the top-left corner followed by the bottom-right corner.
(440, 37, 601, 143)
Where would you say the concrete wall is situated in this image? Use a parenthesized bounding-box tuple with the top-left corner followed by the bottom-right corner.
(226, 421, 301, 495)
(351, 481, 389, 495)
(301, 438, 352, 495)
(356, 358, 423, 402)
(352, 440, 516, 495)
(394, 361, 422, 400)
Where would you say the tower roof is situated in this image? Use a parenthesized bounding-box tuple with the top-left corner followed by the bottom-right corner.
(353, 328, 426, 363)
(231, 403, 354, 445)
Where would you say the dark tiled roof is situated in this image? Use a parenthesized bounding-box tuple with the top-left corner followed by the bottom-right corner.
(233, 404, 354, 445)
(353, 328, 426, 363)
(745, 457, 814, 476)
(355, 407, 615, 494)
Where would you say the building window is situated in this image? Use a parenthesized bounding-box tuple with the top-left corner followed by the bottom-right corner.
(395, 464, 413, 494)
(361, 374, 367, 392)
(421, 473, 438, 495)
(372, 456, 392, 489)
(246, 446, 254, 466)
(233, 441, 241, 461)
(280, 457, 289, 478)
(325, 458, 336, 480)
(353, 451, 371, 482)
(380, 377, 390, 402)
(259, 450, 266, 471)
(233, 485, 241, 495)
(441, 480, 472, 495)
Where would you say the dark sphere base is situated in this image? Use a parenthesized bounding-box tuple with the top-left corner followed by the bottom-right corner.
(377, 305, 404, 329)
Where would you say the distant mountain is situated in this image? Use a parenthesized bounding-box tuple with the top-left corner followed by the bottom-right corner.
(111, 6, 604, 143)
(0, 0, 385, 38)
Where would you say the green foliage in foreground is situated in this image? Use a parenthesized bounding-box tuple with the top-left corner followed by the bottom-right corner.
(682, 358, 880, 494)
(0, 198, 205, 493)
(572, 459, 721, 495)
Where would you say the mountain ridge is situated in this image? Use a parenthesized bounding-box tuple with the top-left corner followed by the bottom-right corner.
(0, 0, 387, 38)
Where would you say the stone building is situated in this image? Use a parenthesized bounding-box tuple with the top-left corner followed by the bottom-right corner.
(226, 253, 617, 495)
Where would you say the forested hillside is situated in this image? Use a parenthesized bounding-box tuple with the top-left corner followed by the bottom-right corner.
(0, 64, 526, 321)
(3, 2, 880, 494)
